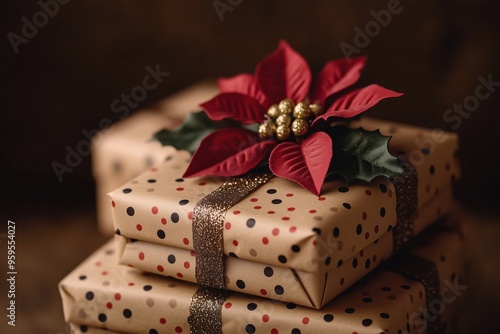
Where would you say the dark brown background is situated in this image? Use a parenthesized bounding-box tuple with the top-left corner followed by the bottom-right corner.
(1, 0, 499, 333)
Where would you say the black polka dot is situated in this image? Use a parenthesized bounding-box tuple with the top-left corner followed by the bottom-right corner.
(247, 303, 257, 311)
(396, 150, 406, 156)
(278, 255, 287, 263)
(356, 224, 362, 235)
(345, 307, 355, 314)
(123, 188, 132, 194)
(79, 275, 87, 280)
(105, 249, 114, 255)
(85, 291, 94, 300)
(168, 254, 176, 263)
(430, 165, 435, 175)
(246, 219, 256, 228)
(245, 324, 256, 333)
(365, 259, 371, 269)
(236, 280, 246, 289)
(352, 258, 358, 268)
(323, 314, 334, 322)
(333, 227, 340, 237)
(380, 207, 386, 217)
(440, 255, 446, 262)
(171, 212, 179, 223)
(157, 230, 166, 239)
(379, 183, 388, 193)
(362, 318, 373, 326)
(387, 225, 393, 232)
(380, 312, 390, 319)
(421, 148, 430, 155)
(266, 189, 277, 194)
(98, 313, 107, 322)
(362, 297, 373, 303)
(338, 186, 349, 193)
(165, 155, 173, 161)
(264, 266, 274, 277)
(286, 303, 297, 309)
(381, 286, 391, 291)
(291, 245, 300, 252)
(229, 252, 238, 258)
(312, 227, 321, 235)
(115, 229, 121, 235)
(179, 199, 189, 206)
(126, 207, 135, 216)
(400, 284, 411, 290)
(274, 285, 284, 295)
(130, 238, 138, 243)
(80, 325, 88, 333)
(291, 329, 301, 334)
(149, 330, 158, 334)
(337, 260, 343, 268)
(123, 309, 132, 318)
(271, 199, 282, 204)
(143, 285, 152, 291)
(147, 179, 157, 183)
(175, 178, 184, 182)
(342, 203, 351, 209)
(325, 256, 331, 265)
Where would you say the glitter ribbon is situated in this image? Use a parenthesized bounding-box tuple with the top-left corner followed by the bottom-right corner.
(189, 286, 231, 334)
(390, 253, 441, 334)
(192, 173, 273, 289)
(390, 160, 418, 252)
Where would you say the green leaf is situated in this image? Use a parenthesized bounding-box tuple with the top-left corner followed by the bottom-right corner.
(327, 126, 404, 183)
(151, 111, 254, 154)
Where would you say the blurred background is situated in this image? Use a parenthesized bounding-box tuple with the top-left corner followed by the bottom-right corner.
(1, 0, 499, 333)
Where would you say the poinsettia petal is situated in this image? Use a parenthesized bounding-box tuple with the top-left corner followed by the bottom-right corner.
(217, 74, 268, 105)
(269, 132, 332, 196)
(200, 92, 266, 125)
(255, 40, 312, 103)
(183, 128, 277, 178)
(311, 56, 367, 103)
(314, 84, 403, 123)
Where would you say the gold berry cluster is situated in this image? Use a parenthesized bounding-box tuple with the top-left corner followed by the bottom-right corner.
(258, 99, 323, 141)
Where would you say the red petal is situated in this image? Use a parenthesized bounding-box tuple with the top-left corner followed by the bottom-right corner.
(314, 84, 403, 122)
(311, 56, 367, 103)
(217, 74, 268, 105)
(200, 92, 266, 124)
(183, 128, 277, 178)
(269, 132, 332, 196)
(255, 40, 312, 103)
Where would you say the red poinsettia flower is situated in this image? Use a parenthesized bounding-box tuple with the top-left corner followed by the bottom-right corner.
(183, 40, 403, 195)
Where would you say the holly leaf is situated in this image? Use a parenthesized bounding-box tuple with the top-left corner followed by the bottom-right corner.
(327, 126, 403, 183)
(151, 111, 242, 154)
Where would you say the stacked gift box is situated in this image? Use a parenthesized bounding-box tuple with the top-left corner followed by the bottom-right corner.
(60, 42, 465, 333)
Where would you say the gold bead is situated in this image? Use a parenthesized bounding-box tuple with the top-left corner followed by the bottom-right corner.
(293, 102, 312, 119)
(292, 119, 310, 136)
(276, 114, 292, 127)
(276, 125, 291, 140)
(309, 103, 323, 116)
(267, 104, 280, 118)
(258, 121, 276, 139)
(278, 99, 295, 114)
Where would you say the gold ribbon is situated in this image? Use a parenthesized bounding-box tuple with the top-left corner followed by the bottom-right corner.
(192, 173, 273, 289)
(189, 286, 231, 334)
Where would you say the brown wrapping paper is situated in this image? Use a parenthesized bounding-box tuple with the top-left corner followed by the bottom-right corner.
(108, 117, 459, 292)
(93, 81, 219, 235)
(59, 225, 465, 334)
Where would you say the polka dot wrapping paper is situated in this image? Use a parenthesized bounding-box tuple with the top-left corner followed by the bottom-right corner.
(59, 225, 465, 334)
(108, 117, 459, 308)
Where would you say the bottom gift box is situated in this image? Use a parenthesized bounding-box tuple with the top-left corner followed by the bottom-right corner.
(60, 224, 465, 334)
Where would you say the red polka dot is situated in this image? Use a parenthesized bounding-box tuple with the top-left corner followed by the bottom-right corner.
(272, 228, 279, 236)
(136, 224, 143, 231)
(150, 167, 157, 172)
(362, 212, 367, 220)
(250, 197, 258, 202)
(302, 317, 309, 324)
(289, 226, 297, 233)
(183, 238, 189, 245)
(309, 209, 317, 213)
(183, 261, 190, 269)
(138, 252, 145, 260)
(260, 289, 267, 295)
(232, 240, 238, 246)
(360, 250, 364, 257)
(254, 206, 262, 209)
(312, 240, 317, 246)
(224, 302, 232, 309)
(419, 291, 423, 299)
(101, 271, 108, 276)
(374, 225, 379, 233)
(373, 255, 377, 262)
(151, 206, 158, 214)
(160, 318, 166, 324)
(176, 187, 184, 191)
(287, 207, 295, 211)
(157, 265, 164, 272)
(340, 277, 345, 285)
(435, 188, 440, 196)
(267, 210, 275, 214)
(114, 293, 121, 300)
(318, 196, 326, 201)
(175, 326, 183, 333)
(282, 217, 290, 221)
(111, 201, 116, 207)
(365, 232, 370, 239)
(262, 237, 269, 245)
(271, 329, 279, 334)
(190, 250, 195, 256)
(161, 218, 167, 225)
(187, 211, 193, 220)
(128, 283, 135, 286)
(225, 222, 231, 230)
(365, 190, 372, 196)
(106, 302, 112, 309)
(262, 314, 270, 322)
(286, 193, 294, 197)
(233, 210, 241, 215)
(177, 272, 183, 278)
(95, 261, 101, 266)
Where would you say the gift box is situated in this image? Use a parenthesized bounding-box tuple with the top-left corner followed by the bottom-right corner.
(92, 81, 218, 235)
(59, 224, 465, 334)
(108, 117, 459, 308)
